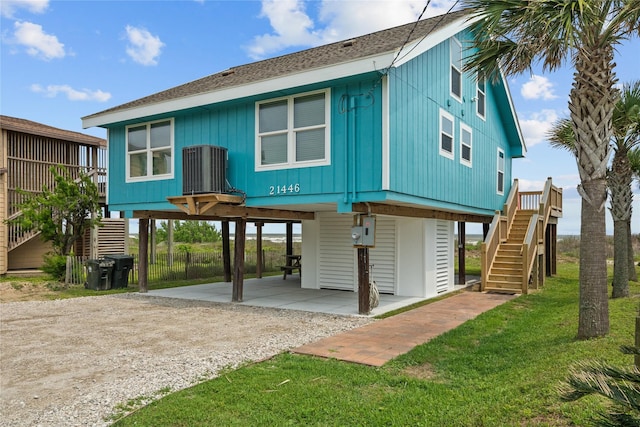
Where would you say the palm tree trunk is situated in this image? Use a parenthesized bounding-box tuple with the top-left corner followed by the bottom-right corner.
(610, 149, 632, 297)
(612, 219, 629, 297)
(578, 179, 610, 338)
(628, 221, 638, 282)
(571, 40, 615, 339)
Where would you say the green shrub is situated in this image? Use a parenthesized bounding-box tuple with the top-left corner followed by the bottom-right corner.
(42, 254, 67, 281)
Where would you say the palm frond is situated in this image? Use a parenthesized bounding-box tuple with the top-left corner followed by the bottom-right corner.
(547, 118, 577, 154)
(613, 80, 640, 150)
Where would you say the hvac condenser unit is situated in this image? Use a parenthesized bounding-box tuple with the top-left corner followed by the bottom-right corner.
(182, 145, 228, 195)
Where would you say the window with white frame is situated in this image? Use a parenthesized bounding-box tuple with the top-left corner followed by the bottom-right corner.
(450, 37, 462, 100)
(460, 123, 472, 166)
(256, 90, 330, 170)
(477, 72, 486, 119)
(126, 119, 173, 181)
(497, 148, 505, 194)
(439, 109, 455, 159)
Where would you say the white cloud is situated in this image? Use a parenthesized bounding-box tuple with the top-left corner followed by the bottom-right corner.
(519, 109, 559, 147)
(30, 84, 111, 102)
(12, 21, 65, 60)
(0, 0, 48, 18)
(246, 0, 459, 59)
(521, 75, 558, 100)
(125, 25, 164, 66)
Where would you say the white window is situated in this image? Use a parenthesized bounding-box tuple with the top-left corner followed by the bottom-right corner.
(497, 148, 505, 194)
(450, 37, 462, 100)
(439, 109, 455, 159)
(460, 123, 472, 167)
(477, 72, 486, 119)
(256, 90, 330, 170)
(126, 119, 174, 181)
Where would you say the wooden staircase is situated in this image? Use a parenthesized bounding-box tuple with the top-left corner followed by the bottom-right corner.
(481, 178, 563, 294)
(484, 209, 535, 293)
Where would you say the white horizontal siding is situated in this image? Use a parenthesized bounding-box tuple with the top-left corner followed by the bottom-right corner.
(319, 214, 355, 290)
(435, 220, 450, 294)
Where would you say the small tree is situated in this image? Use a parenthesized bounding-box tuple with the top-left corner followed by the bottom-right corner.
(10, 165, 102, 256)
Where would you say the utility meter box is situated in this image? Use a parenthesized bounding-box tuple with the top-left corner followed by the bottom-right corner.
(352, 215, 376, 247)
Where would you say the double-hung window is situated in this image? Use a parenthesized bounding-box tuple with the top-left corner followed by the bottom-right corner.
(460, 123, 472, 167)
(126, 119, 173, 181)
(450, 37, 462, 100)
(256, 90, 330, 170)
(439, 109, 454, 159)
(497, 148, 505, 194)
(477, 72, 486, 119)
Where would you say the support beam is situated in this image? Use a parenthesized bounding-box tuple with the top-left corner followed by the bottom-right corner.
(352, 202, 491, 224)
(138, 218, 149, 293)
(232, 218, 246, 302)
(161, 202, 313, 221)
(167, 193, 244, 216)
(222, 220, 231, 283)
(358, 247, 371, 315)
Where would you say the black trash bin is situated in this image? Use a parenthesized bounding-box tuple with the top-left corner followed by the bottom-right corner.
(85, 259, 115, 290)
(104, 255, 134, 289)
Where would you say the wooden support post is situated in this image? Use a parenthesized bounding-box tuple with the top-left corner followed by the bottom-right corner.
(482, 222, 490, 240)
(256, 222, 263, 279)
(138, 218, 149, 293)
(546, 223, 557, 276)
(123, 214, 130, 255)
(458, 221, 466, 285)
(150, 219, 156, 264)
(167, 219, 174, 267)
(358, 247, 371, 315)
(232, 218, 246, 302)
(286, 221, 293, 266)
(222, 220, 231, 282)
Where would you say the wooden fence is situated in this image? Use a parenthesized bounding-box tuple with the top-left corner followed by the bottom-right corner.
(65, 248, 288, 286)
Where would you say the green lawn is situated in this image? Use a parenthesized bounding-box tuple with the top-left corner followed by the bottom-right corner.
(111, 262, 639, 426)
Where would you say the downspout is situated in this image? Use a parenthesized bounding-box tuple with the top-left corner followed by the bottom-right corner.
(343, 95, 349, 204)
(350, 96, 357, 202)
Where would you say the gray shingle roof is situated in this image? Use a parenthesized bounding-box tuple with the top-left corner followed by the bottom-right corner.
(84, 10, 469, 121)
(0, 115, 106, 147)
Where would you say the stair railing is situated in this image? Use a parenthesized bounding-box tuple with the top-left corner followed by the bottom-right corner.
(6, 210, 41, 251)
(481, 179, 520, 291)
(520, 178, 556, 292)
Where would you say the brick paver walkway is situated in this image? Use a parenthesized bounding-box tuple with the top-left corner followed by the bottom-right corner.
(293, 291, 518, 366)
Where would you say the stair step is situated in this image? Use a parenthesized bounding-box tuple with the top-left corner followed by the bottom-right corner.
(485, 280, 523, 291)
(488, 275, 522, 283)
(484, 286, 521, 294)
(491, 267, 523, 275)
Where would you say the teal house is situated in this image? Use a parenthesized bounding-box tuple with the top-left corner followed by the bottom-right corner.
(83, 10, 560, 305)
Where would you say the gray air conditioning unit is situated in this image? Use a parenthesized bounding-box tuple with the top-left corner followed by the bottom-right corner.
(182, 145, 228, 195)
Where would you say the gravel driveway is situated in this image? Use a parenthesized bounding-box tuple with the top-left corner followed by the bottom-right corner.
(0, 293, 372, 426)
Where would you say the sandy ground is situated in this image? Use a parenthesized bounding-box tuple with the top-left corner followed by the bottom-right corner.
(0, 282, 371, 426)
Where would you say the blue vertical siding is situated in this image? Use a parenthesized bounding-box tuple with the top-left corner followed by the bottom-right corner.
(105, 30, 517, 216)
(106, 78, 384, 212)
(387, 29, 512, 211)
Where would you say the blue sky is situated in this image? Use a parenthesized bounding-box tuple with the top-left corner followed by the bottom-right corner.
(1, 0, 639, 236)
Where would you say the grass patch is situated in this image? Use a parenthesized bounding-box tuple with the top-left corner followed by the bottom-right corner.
(112, 262, 640, 426)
